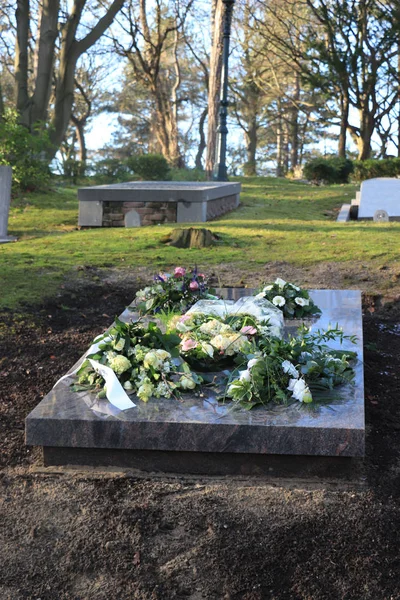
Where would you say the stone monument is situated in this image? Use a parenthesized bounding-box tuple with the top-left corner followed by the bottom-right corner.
(358, 177, 400, 220)
(0, 166, 16, 243)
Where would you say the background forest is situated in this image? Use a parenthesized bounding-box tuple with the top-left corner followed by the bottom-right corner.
(1, 0, 400, 187)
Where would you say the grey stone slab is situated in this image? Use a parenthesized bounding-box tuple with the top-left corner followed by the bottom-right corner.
(43, 447, 363, 479)
(78, 199, 103, 227)
(0, 166, 14, 239)
(26, 289, 365, 459)
(78, 181, 241, 204)
(177, 200, 207, 222)
(336, 204, 351, 222)
(358, 177, 400, 219)
(124, 209, 141, 227)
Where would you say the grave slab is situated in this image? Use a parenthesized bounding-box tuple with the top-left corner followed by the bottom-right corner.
(78, 181, 241, 226)
(0, 165, 16, 243)
(26, 289, 365, 471)
(358, 177, 400, 220)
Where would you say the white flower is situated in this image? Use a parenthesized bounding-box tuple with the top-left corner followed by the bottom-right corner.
(247, 358, 260, 369)
(275, 278, 286, 289)
(290, 283, 301, 291)
(239, 369, 251, 382)
(226, 381, 242, 396)
(112, 338, 125, 351)
(272, 295, 286, 307)
(123, 380, 133, 390)
(179, 375, 196, 390)
(137, 381, 154, 402)
(201, 342, 214, 357)
(255, 292, 265, 299)
(143, 351, 162, 370)
(295, 297, 309, 307)
(263, 284, 274, 292)
(155, 381, 172, 398)
(282, 360, 299, 378)
(155, 349, 171, 362)
(287, 378, 312, 403)
(109, 355, 131, 375)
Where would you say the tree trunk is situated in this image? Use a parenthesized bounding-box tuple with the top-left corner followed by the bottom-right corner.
(244, 116, 257, 175)
(357, 109, 374, 160)
(290, 72, 300, 170)
(29, 0, 60, 125)
(338, 92, 349, 158)
(205, 0, 224, 179)
(195, 107, 208, 170)
(14, 0, 30, 116)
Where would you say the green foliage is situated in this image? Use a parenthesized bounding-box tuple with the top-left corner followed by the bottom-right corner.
(169, 167, 206, 181)
(90, 158, 132, 183)
(0, 109, 52, 192)
(127, 153, 171, 181)
(303, 157, 353, 184)
(352, 158, 400, 182)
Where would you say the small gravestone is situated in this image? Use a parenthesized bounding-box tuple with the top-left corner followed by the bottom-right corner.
(124, 209, 141, 227)
(0, 166, 16, 243)
(358, 178, 400, 219)
(373, 209, 389, 222)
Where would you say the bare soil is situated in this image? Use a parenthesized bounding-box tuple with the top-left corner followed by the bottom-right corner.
(1, 266, 400, 600)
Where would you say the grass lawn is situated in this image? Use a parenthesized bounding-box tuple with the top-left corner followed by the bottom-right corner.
(1, 176, 399, 309)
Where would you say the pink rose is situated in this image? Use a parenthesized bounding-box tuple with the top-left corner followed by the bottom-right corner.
(240, 326, 257, 336)
(198, 273, 205, 279)
(174, 267, 186, 277)
(189, 281, 199, 291)
(181, 338, 198, 351)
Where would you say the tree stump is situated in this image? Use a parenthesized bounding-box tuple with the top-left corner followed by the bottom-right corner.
(161, 228, 217, 248)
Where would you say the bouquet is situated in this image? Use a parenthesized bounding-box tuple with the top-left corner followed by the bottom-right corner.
(226, 325, 357, 408)
(135, 267, 217, 314)
(255, 278, 321, 319)
(169, 312, 276, 371)
(73, 318, 202, 403)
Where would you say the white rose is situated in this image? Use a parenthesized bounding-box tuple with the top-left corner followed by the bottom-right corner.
(263, 284, 274, 292)
(123, 380, 134, 390)
(179, 375, 196, 390)
(275, 278, 286, 289)
(247, 358, 260, 369)
(239, 369, 251, 382)
(287, 378, 312, 403)
(272, 295, 286, 307)
(295, 297, 309, 307)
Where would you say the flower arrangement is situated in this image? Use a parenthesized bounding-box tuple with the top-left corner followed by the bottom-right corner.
(135, 267, 217, 314)
(73, 318, 202, 402)
(168, 312, 277, 371)
(255, 278, 321, 319)
(226, 325, 357, 408)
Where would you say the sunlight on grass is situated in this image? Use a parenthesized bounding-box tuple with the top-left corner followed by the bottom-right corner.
(0, 177, 399, 308)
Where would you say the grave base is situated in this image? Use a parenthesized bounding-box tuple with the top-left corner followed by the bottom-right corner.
(0, 235, 16, 243)
(43, 446, 362, 480)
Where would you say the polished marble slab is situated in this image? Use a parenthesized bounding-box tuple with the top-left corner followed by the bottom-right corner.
(25, 289, 365, 461)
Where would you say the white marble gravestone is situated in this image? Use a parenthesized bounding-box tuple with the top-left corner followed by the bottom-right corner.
(0, 166, 16, 243)
(358, 178, 400, 219)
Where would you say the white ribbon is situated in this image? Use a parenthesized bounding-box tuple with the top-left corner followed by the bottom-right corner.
(53, 333, 136, 411)
(87, 359, 136, 410)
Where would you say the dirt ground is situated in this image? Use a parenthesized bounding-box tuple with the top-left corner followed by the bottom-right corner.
(1, 265, 400, 600)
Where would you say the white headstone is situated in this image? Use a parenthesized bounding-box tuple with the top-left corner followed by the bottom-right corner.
(124, 209, 141, 227)
(0, 166, 16, 243)
(358, 178, 400, 219)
